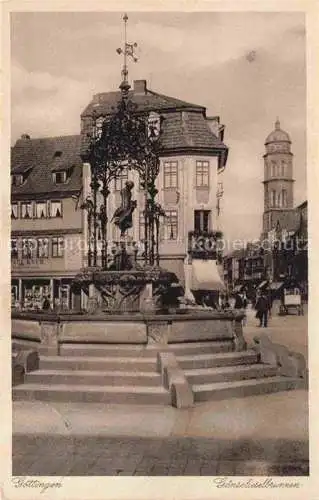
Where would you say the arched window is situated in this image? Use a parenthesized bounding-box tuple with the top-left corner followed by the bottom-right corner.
(271, 161, 276, 177)
(281, 160, 286, 177)
(270, 190, 277, 207)
(281, 189, 288, 207)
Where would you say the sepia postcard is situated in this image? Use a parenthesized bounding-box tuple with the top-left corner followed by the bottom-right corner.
(1, 0, 319, 499)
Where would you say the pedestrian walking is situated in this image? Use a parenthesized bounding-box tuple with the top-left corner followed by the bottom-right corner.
(255, 291, 270, 327)
(242, 292, 248, 326)
(234, 292, 243, 309)
(42, 297, 51, 311)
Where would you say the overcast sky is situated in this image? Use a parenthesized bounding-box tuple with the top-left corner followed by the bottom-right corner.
(11, 11, 306, 245)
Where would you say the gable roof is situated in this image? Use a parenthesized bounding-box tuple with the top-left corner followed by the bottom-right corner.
(11, 135, 82, 198)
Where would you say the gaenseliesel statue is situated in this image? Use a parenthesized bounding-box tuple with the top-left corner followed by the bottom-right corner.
(112, 180, 137, 236)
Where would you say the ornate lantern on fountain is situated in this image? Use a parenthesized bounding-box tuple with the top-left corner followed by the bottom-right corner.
(74, 13, 178, 314)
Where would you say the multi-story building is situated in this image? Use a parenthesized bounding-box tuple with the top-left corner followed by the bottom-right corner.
(11, 79, 228, 309)
(223, 249, 245, 292)
(223, 119, 308, 301)
(261, 120, 308, 295)
(11, 135, 83, 310)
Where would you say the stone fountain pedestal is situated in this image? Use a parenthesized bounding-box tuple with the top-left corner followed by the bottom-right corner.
(72, 265, 179, 315)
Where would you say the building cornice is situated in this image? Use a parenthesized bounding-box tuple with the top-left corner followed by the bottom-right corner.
(11, 228, 83, 237)
(11, 190, 81, 202)
(262, 178, 295, 183)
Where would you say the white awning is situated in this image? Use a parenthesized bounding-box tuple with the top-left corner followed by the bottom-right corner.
(190, 260, 225, 291)
(269, 281, 284, 291)
(257, 280, 268, 289)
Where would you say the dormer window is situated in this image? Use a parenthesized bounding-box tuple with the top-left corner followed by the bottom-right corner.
(11, 174, 23, 187)
(52, 171, 67, 184)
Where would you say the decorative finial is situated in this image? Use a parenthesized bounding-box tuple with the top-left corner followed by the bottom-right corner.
(275, 117, 280, 130)
(116, 13, 138, 95)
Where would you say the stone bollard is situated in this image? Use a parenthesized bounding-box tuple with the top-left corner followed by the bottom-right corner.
(12, 355, 25, 386)
(254, 333, 307, 378)
(12, 348, 39, 373)
(157, 351, 193, 409)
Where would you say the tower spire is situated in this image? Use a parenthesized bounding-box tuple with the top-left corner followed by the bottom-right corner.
(275, 117, 280, 130)
(116, 13, 138, 95)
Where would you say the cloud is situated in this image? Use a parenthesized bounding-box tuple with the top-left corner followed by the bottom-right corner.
(11, 62, 95, 141)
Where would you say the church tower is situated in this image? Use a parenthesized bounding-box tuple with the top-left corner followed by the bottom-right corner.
(262, 119, 294, 235)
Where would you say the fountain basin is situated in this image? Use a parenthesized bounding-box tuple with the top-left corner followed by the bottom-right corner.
(11, 310, 246, 354)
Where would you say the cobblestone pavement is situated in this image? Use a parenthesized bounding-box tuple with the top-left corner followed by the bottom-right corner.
(12, 435, 309, 476)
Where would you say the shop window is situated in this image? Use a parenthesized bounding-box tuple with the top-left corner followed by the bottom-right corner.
(194, 210, 211, 233)
(50, 200, 62, 218)
(11, 204, 18, 219)
(36, 201, 47, 219)
(196, 161, 209, 187)
(21, 202, 33, 219)
(164, 210, 178, 240)
(52, 237, 64, 258)
(37, 238, 49, 258)
(164, 161, 178, 189)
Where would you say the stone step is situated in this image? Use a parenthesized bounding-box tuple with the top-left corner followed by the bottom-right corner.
(177, 350, 258, 370)
(193, 376, 303, 402)
(167, 340, 234, 356)
(185, 363, 278, 385)
(12, 383, 171, 405)
(25, 369, 162, 387)
(39, 355, 157, 373)
(59, 344, 155, 358)
(59, 340, 234, 358)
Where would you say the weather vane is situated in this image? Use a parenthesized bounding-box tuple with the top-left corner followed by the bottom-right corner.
(116, 13, 138, 87)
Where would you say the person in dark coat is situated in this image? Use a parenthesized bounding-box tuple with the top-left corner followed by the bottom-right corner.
(42, 297, 51, 311)
(234, 293, 243, 309)
(255, 292, 270, 327)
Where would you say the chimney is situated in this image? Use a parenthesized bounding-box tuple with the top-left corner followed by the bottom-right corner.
(133, 80, 147, 94)
(21, 134, 31, 140)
